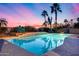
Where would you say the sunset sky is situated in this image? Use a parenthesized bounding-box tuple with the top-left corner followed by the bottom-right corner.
(0, 3, 79, 27)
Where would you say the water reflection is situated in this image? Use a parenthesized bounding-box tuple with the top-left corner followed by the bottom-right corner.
(41, 36, 54, 54)
(11, 38, 36, 46)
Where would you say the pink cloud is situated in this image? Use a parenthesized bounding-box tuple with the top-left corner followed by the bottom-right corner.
(0, 4, 42, 27)
(8, 4, 42, 26)
(72, 4, 79, 13)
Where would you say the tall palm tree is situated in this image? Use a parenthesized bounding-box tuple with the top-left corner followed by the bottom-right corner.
(41, 10, 48, 27)
(50, 3, 62, 25)
(48, 16, 52, 29)
(0, 18, 7, 27)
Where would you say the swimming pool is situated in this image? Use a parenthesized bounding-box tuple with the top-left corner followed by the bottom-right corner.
(8, 33, 72, 55)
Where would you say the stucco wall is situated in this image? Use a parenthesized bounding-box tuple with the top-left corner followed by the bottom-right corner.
(69, 28, 79, 34)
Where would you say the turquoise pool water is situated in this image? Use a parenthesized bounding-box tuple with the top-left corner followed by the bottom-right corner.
(8, 33, 71, 55)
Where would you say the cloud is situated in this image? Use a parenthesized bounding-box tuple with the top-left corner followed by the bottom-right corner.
(0, 4, 42, 27)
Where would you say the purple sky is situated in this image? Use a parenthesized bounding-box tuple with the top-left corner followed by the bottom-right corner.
(0, 3, 79, 27)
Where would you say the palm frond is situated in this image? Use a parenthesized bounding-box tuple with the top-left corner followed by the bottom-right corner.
(41, 10, 48, 16)
(50, 6, 54, 13)
(58, 9, 62, 12)
(0, 18, 8, 27)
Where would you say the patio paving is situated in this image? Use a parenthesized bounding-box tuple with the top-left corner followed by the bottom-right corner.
(44, 37, 79, 56)
(0, 36, 79, 56)
(43, 51, 59, 56)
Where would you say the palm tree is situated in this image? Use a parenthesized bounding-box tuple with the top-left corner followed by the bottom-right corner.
(48, 16, 52, 29)
(50, 3, 62, 25)
(0, 18, 8, 33)
(70, 19, 74, 28)
(77, 17, 79, 23)
(0, 18, 7, 27)
(43, 20, 48, 27)
(41, 10, 48, 27)
(71, 19, 73, 22)
(64, 19, 68, 25)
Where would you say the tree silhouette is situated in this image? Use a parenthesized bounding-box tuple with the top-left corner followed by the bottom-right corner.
(0, 18, 7, 27)
(50, 3, 62, 25)
(70, 19, 73, 28)
(43, 20, 48, 27)
(64, 19, 68, 25)
(64, 19, 70, 28)
(41, 10, 48, 27)
(48, 16, 52, 29)
(74, 17, 79, 28)
(0, 18, 8, 33)
(71, 19, 73, 22)
(77, 17, 79, 23)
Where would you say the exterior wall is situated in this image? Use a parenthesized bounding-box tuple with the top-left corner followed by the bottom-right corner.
(69, 28, 79, 34)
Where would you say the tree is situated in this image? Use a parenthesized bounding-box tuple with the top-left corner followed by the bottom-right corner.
(77, 17, 79, 23)
(43, 20, 48, 27)
(41, 10, 48, 27)
(0, 18, 8, 33)
(25, 26, 37, 32)
(70, 19, 74, 28)
(74, 17, 79, 28)
(15, 25, 26, 33)
(50, 3, 62, 24)
(64, 19, 68, 25)
(48, 16, 52, 29)
(71, 19, 73, 22)
(64, 19, 70, 28)
(0, 18, 7, 27)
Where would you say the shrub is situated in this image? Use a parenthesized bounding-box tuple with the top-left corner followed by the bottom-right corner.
(25, 26, 37, 32)
(74, 23, 79, 28)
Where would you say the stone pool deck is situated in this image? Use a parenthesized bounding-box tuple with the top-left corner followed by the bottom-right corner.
(44, 37, 79, 56)
(0, 36, 79, 56)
